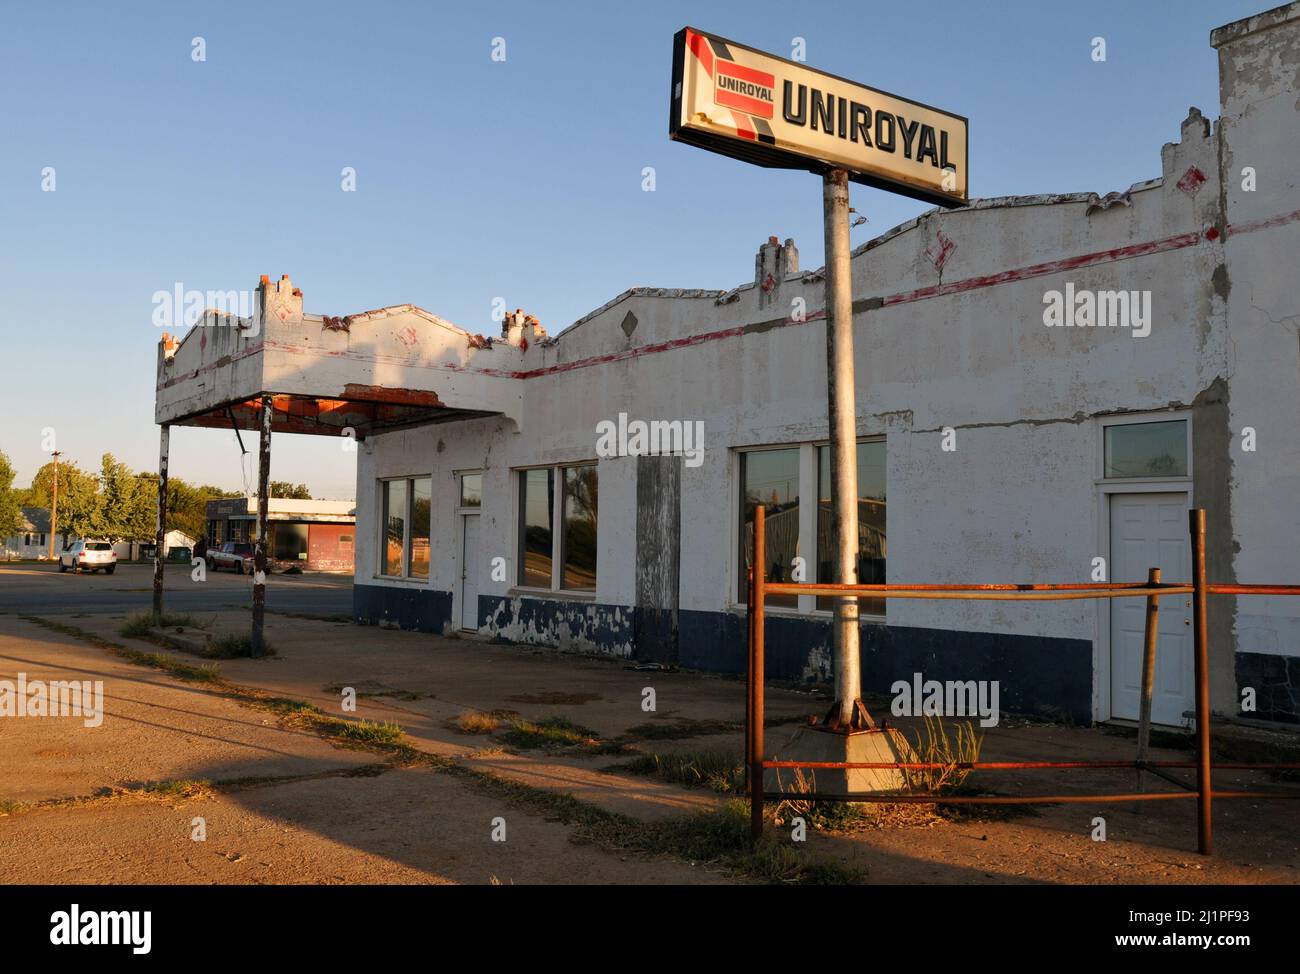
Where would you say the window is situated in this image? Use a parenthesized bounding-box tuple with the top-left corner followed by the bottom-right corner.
(817, 441, 886, 615)
(410, 478, 431, 578)
(562, 465, 598, 591)
(518, 469, 554, 587)
(517, 463, 599, 592)
(1105, 420, 1187, 478)
(739, 448, 800, 608)
(459, 473, 482, 508)
(379, 476, 431, 578)
(382, 480, 407, 575)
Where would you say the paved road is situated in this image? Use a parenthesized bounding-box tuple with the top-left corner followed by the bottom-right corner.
(0, 562, 353, 616)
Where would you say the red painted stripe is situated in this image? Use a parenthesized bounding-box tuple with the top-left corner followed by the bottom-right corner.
(883, 229, 1203, 308)
(1226, 206, 1300, 236)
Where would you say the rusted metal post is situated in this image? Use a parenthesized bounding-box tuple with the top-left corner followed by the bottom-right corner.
(745, 563, 754, 783)
(251, 396, 272, 658)
(1189, 509, 1212, 855)
(1136, 567, 1161, 791)
(152, 426, 169, 617)
(822, 168, 863, 730)
(750, 505, 766, 845)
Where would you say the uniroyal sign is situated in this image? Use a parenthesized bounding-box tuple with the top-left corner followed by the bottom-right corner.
(670, 27, 968, 208)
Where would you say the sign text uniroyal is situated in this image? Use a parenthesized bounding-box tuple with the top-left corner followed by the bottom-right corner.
(670, 27, 968, 208)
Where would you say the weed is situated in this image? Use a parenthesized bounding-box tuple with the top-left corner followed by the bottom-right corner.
(456, 710, 501, 734)
(903, 715, 983, 795)
(615, 751, 745, 793)
(120, 611, 196, 637)
(204, 633, 276, 659)
(502, 716, 599, 750)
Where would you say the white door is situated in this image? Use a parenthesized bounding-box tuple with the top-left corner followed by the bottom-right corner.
(1109, 493, 1193, 726)
(460, 514, 480, 631)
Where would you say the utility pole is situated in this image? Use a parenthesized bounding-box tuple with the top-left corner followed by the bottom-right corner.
(823, 168, 868, 731)
(48, 451, 63, 559)
(153, 426, 169, 617)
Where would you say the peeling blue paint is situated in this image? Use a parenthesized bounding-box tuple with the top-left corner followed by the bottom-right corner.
(478, 594, 635, 657)
(354, 583, 453, 634)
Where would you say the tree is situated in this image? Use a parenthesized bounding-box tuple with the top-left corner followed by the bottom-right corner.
(28, 459, 99, 544)
(0, 451, 22, 541)
(136, 474, 242, 542)
(91, 454, 154, 542)
(269, 482, 312, 500)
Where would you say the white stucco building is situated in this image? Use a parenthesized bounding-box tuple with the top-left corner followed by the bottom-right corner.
(155, 3, 1300, 727)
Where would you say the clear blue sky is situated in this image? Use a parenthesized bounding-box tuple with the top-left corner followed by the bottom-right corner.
(0, 0, 1261, 499)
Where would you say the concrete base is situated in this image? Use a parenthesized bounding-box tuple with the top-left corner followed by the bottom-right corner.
(764, 724, 914, 796)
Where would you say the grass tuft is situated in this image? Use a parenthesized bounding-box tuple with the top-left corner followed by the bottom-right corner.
(903, 715, 983, 795)
(120, 611, 197, 637)
(615, 750, 746, 793)
(203, 633, 276, 659)
(502, 715, 599, 750)
(456, 710, 501, 734)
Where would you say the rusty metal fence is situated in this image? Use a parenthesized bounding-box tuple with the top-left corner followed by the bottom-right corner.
(746, 506, 1300, 854)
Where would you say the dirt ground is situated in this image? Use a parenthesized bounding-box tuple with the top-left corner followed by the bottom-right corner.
(1, 601, 1298, 885)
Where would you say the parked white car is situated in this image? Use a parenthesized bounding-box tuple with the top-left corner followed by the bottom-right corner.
(60, 539, 118, 574)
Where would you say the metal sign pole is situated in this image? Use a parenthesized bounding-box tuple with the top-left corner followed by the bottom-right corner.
(823, 168, 864, 730)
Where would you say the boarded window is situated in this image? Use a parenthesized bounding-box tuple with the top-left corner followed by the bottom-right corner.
(518, 469, 554, 587)
(561, 464, 598, 590)
(739, 448, 800, 608)
(1105, 421, 1187, 478)
(817, 441, 887, 615)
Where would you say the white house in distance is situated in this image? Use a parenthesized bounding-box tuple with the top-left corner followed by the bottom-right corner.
(1, 508, 53, 560)
(154, 3, 1300, 727)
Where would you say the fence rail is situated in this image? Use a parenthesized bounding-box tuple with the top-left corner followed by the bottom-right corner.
(746, 506, 1300, 855)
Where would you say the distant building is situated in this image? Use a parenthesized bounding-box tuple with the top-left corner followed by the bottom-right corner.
(1, 507, 53, 559)
(113, 531, 196, 562)
(205, 498, 356, 571)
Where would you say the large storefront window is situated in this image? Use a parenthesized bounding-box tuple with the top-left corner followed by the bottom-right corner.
(817, 441, 886, 615)
(379, 476, 430, 578)
(739, 448, 800, 608)
(562, 464, 598, 591)
(517, 464, 599, 592)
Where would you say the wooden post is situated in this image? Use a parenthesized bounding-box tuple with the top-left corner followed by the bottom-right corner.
(153, 426, 169, 617)
(1189, 509, 1212, 855)
(1136, 567, 1161, 792)
(251, 396, 272, 658)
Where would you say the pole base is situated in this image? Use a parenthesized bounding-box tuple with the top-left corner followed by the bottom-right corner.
(821, 697, 876, 732)
(765, 722, 912, 795)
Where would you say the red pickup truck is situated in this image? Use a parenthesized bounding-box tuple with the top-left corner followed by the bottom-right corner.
(207, 541, 255, 574)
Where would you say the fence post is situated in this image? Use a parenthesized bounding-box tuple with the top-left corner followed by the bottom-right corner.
(1136, 567, 1161, 792)
(1189, 509, 1212, 855)
(750, 505, 766, 845)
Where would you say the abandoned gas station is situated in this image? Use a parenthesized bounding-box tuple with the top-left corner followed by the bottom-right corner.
(152, 4, 1300, 729)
